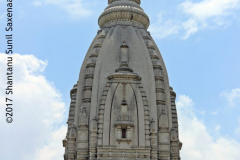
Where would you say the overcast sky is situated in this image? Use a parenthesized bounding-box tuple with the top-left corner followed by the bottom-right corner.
(0, 0, 240, 160)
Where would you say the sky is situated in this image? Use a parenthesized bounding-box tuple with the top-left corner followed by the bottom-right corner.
(0, 0, 240, 159)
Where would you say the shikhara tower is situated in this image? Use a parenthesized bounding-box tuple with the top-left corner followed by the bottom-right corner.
(63, 0, 182, 159)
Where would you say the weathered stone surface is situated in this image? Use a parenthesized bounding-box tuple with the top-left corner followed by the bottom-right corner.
(63, 0, 182, 160)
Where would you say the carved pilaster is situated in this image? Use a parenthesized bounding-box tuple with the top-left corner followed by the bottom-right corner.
(77, 108, 89, 160)
(150, 119, 158, 160)
(97, 83, 111, 146)
(89, 117, 98, 160)
(158, 105, 170, 160)
(63, 84, 78, 160)
(139, 85, 151, 147)
(68, 124, 77, 160)
(170, 87, 182, 160)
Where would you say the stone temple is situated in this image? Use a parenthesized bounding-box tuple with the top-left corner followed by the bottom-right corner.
(62, 0, 182, 159)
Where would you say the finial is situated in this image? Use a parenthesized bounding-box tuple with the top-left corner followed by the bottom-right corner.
(99, 0, 149, 29)
(108, 0, 141, 5)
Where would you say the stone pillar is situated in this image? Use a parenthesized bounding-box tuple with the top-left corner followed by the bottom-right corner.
(150, 119, 158, 160)
(68, 124, 77, 160)
(117, 126, 121, 139)
(170, 128, 179, 160)
(68, 84, 78, 127)
(63, 84, 78, 160)
(158, 106, 170, 160)
(127, 126, 131, 139)
(77, 107, 89, 160)
(97, 83, 111, 146)
(170, 87, 182, 160)
(89, 117, 98, 160)
(138, 84, 151, 147)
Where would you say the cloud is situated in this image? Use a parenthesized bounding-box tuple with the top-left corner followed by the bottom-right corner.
(32, 1, 43, 6)
(149, 14, 181, 39)
(214, 125, 221, 131)
(32, 0, 94, 18)
(33, 126, 67, 160)
(149, 14, 200, 40)
(221, 88, 240, 107)
(181, 18, 199, 39)
(211, 110, 218, 115)
(150, 0, 240, 39)
(177, 95, 240, 160)
(0, 53, 67, 160)
(180, 0, 240, 20)
(236, 118, 240, 135)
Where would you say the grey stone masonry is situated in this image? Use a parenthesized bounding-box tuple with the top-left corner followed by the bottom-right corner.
(63, 0, 182, 160)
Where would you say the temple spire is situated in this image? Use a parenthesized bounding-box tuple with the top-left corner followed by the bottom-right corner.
(63, 1, 182, 159)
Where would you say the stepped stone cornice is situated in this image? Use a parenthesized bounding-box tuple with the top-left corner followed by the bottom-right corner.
(108, 72, 141, 81)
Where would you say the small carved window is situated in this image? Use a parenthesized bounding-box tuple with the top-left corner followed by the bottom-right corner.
(122, 129, 126, 138)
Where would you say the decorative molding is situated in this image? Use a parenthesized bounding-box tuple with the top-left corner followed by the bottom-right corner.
(99, 5, 149, 29)
(108, 73, 141, 81)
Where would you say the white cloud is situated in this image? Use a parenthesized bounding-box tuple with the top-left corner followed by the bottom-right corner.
(236, 118, 240, 135)
(221, 88, 240, 107)
(149, 14, 181, 39)
(236, 128, 240, 134)
(181, 18, 199, 39)
(33, 0, 94, 18)
(149, 14, 201, 40)
(211, 110, 218, 115)
(213, 17, 232, 28)
(177, 95, 240, 160)
(149, 14, 198, 40)
(214, 125, 221, 131)
(0, 53, 67, 160)
(33, 126, 67, 160)
(150, 0, 240, 39)
(32, 1, 43, 6)
(180, 0, 240, 20)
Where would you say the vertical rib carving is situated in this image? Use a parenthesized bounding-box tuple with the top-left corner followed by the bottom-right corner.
(150, 119, 158, 160)
(170, 87, 182, 160)
(63, 84, 78, 160)
(68, 84, 78, 127)
(68, 124, 77, 160)
(77, 107, 89, 160)
(89, 117, 98, 159)
(141, 31, 170, 160)
(97, 83, 111, 146)
(77, 29, 108, 160)
(138, 84, 151, 148)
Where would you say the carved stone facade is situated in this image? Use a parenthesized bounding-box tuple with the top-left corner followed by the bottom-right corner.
(63, 0, 182, 159)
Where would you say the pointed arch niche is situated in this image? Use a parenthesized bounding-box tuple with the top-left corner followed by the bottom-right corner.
(97, 75, 151, 148)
